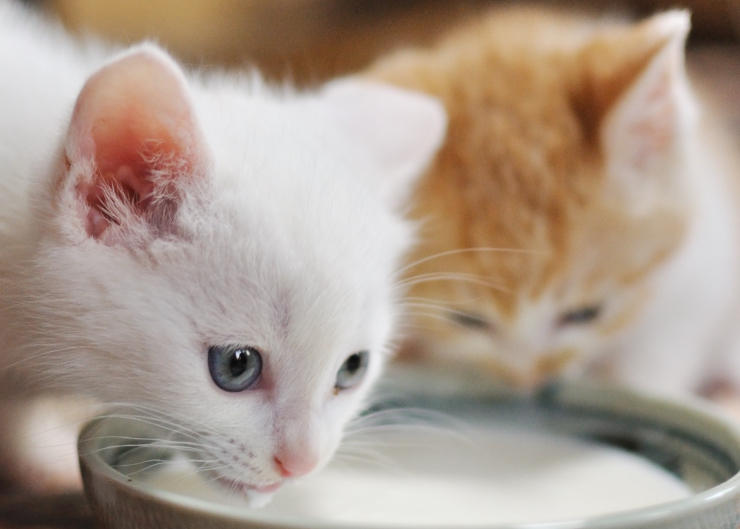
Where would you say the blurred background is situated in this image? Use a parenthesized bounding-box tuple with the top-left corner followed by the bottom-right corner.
(21, 0, 740, 135)
(17, 1, 738, 79)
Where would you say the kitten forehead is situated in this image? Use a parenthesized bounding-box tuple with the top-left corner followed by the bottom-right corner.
(144, 77, 408, 370)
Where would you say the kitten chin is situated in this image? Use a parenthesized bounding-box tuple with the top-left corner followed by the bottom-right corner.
(369, 7, 740, 397)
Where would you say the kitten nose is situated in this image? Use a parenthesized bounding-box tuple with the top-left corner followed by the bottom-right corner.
(273, 456, 292, 477)
(273, 449, 319, 478)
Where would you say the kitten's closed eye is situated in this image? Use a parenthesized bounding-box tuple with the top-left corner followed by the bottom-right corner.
(557, 306, 602, 327)
(450, 311, 492, 331)
(208, 345, 262, 392)
(335, 351, 369, 390)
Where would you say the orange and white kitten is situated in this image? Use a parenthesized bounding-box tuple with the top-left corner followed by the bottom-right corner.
(369, 9, 740, 396)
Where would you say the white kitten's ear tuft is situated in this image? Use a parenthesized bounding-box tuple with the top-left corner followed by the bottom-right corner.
(321, 78, 447, 208)
(601, 11, 693, 211)
(64, 44, 209, 241)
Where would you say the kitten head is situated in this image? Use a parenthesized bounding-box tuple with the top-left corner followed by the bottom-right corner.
(370, 10, 694, 388)
(21, 45, 445, 498)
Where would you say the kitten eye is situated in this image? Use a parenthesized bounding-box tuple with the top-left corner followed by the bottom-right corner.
(208, 345, 262, 392)
(450, 311, 491, 331)
(558, 305, 602, 327)
(335, 351, 369, 391)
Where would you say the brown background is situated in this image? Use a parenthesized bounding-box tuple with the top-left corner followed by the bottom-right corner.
(38, 0, 740, 84)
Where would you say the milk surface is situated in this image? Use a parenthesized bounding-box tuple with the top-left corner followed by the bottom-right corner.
(138, 424, 691, 526)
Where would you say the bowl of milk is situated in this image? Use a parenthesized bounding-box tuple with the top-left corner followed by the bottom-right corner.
(78, 367, 740, 529)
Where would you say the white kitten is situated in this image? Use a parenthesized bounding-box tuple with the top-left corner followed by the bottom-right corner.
(0, 1, 446, 499)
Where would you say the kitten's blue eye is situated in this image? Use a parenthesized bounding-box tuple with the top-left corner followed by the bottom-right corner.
(208, 345, 262, 392)
(558, 306, 602, 326)
(335, 351, 369, 390)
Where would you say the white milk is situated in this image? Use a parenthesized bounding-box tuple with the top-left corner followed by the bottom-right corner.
(137, 423, 691, 526)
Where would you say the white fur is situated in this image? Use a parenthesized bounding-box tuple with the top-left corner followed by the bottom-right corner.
(0, 1, 445, 497)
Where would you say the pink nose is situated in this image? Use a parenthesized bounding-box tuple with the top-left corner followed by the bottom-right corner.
(273, 450, 319, 478)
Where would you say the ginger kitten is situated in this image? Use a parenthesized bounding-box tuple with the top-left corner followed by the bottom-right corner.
(369, 9, 740, 396)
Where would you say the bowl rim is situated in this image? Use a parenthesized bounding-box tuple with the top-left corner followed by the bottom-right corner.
(78, 382, 740, 529)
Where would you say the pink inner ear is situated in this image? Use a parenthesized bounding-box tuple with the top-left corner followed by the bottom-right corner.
(66, 47, 204, 239)
(602, 33, 687, 186)
(623, 67, 675, 173)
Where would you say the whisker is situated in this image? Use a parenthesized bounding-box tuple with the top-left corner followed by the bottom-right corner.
(399, 247, 540, 275)
(396, 273, 508, 293)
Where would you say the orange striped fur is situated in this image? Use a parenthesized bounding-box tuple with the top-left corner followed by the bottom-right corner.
(368, 8, 694, 388)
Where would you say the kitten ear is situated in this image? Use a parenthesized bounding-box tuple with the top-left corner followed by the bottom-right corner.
(64, 44, 208, 241)
(600, 11, 693, 210)
(321, 78, 447, 209)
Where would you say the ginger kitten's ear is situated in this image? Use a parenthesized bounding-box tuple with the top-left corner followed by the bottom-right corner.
(63, 44, 209, 242)
(321, 78, 447, 209)
(599, 11, 693, 211)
